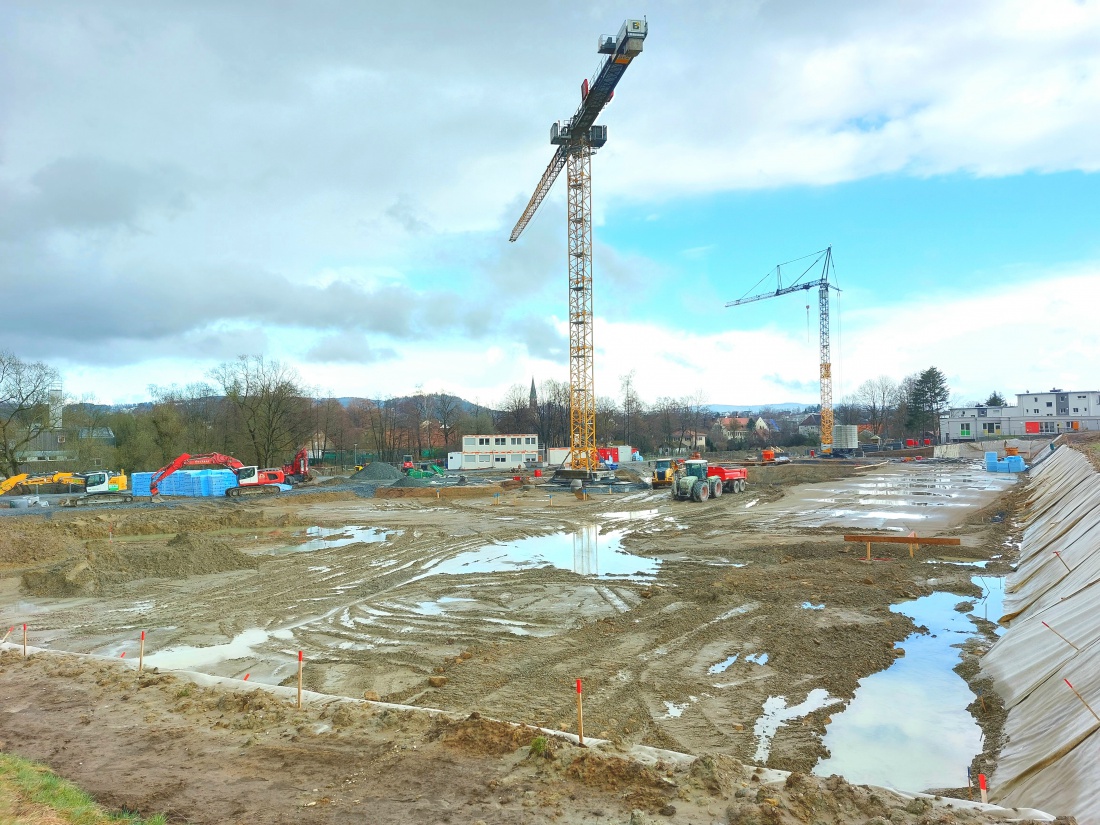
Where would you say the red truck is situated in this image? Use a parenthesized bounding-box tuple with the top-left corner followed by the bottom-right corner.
(707, 464, 748, 494)
(671, 459, 749, 501)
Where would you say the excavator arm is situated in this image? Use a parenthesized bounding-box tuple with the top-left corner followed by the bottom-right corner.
(0, 474, 29, 494)
(282, 448, 310, 481)
(150, 453, 245, 496)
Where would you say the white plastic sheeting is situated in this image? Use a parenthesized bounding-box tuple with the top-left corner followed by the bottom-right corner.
(981, 446, 1100, 820)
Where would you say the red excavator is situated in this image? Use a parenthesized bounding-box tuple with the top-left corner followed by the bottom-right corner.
(150, 448, 311, 497)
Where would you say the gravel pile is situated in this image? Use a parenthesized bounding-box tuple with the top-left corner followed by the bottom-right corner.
(351, 462, 404, 481)
(390, 476, 432, 488)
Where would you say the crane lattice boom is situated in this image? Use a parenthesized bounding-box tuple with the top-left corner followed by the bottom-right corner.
(727, 247, 839, 453)
(509, 18, 647, 474)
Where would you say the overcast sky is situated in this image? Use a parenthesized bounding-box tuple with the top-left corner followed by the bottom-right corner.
(3, 0, 1098, 408)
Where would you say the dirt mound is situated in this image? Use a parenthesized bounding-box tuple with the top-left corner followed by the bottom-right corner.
(390, 476, 431, 488)
(351, 463, 403, 481)
(0, 521, 84, 568)
(435, 714, 542, 755)
(21, 532, 259, 596)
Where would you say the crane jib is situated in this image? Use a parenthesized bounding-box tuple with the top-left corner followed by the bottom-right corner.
(509, 18, 646, 243)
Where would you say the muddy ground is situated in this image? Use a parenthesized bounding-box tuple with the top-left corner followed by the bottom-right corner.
(0, 453, 1062, 823)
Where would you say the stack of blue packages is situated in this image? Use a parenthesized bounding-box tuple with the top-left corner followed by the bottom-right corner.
(131, 472, 153, 496)
(983, 451, 1029, 473)
(134, 468, 241, 496)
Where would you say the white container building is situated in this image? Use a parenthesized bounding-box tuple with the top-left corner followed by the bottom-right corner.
(456, 434, 540, 471)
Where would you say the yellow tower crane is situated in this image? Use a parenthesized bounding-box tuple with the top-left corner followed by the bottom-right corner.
(509, 18, 648, 478)
(726, 247, 840, 453)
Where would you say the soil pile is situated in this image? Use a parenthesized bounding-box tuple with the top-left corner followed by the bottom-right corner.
(390, 476, 431, 488)
(21, 532, 259, 596)
(0, 521, 84, 568)
(351, 463, 403, 481)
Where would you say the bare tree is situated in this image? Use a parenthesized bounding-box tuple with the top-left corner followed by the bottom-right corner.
(209, 356, 313, 467)
(854, 376, 898, 439)
(497, 384, 535, 433)
(0, 351, 60, 476)
(433, 393, 460, 450)
(620, 371, 640, 447)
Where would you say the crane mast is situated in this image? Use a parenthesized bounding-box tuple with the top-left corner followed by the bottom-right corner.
(726, 247, 839, 454)
(510, 18, 648, 477)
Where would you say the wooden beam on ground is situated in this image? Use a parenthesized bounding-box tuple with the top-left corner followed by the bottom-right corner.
(843, 534, 961, 561)
(842, 535, 962, 546)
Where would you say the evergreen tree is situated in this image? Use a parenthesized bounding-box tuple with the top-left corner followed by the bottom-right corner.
(983, 391, 1006, 407)
(906, 367, 950, 439)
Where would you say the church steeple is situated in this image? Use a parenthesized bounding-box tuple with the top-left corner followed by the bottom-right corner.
(529, 377, 537, 410)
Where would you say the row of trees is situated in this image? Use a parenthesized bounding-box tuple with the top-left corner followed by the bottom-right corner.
(3, 347, 992, 476)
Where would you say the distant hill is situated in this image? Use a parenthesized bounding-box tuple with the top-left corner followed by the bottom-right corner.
(334, 394, 484, 414)
(706, 402, 814, 414)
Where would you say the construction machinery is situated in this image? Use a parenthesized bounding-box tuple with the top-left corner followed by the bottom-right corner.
(151, 448, 310, 497)
(651, 458, 680, 487)
(727, 247, 839, 453)
(65, 470, 135, 505)
(0, 474, 29, 494)
(670, 459, 749, 502)
(509, 18, 648, 478)
(406, 462, 445, 479)
(401, 455, 415, 470)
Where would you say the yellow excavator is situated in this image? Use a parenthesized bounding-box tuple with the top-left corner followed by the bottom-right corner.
(0, 474, 29, 494)
(652, 458, 683, 487)
(1, 470, 129, 497)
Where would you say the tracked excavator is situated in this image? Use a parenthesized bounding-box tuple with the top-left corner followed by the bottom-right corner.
(151, 448, 310, 497)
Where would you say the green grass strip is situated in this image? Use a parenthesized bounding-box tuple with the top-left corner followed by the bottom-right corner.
(0, 752, 170, 824)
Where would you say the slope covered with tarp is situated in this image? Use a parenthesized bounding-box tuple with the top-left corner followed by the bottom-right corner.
(981, 445, 1100, 820)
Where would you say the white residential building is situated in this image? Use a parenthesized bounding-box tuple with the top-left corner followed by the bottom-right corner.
(943, 389, 1100, 441)
(451, 434, 540, 470)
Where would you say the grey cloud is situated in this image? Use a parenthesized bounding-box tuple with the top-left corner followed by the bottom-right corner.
(303, 335, 398, 365)
(0, 157, 191, 238)
(505, 316, 567, 364)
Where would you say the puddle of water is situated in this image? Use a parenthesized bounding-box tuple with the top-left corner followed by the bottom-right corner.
(663, 696, 698, 719)
(411, 596, 475, 616)
(801, 602, 825, 610)
(272, 525, 393, 554)
(603, 508, 660, 522)
(925, 559, 989, 568)
(753, 689, 838, 762)
(745, 652, 770, 665)
(708, 654, 739, 674)
(139, 627, 269, 670)
(814, 576, 1003, 790)
(413, 525, 660, 580)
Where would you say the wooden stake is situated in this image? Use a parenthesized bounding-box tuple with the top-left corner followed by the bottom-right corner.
(966, 767, 972, 801)
(908, 530, 917, 559)
(22, 623, 27, 657)
(575, 679, 584, 746)
(1053, 551, 1072, 573)
(978, 773, 988, 804)
(297, 650, 304, 709)
(978, 691, 987, 712)
(1, 626, 11, 644)
(139, 630, 145, 672)
(1064, 678, 1100, 723)
(866, 542, 872, 561)
(1042, 621, 1079, 651)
